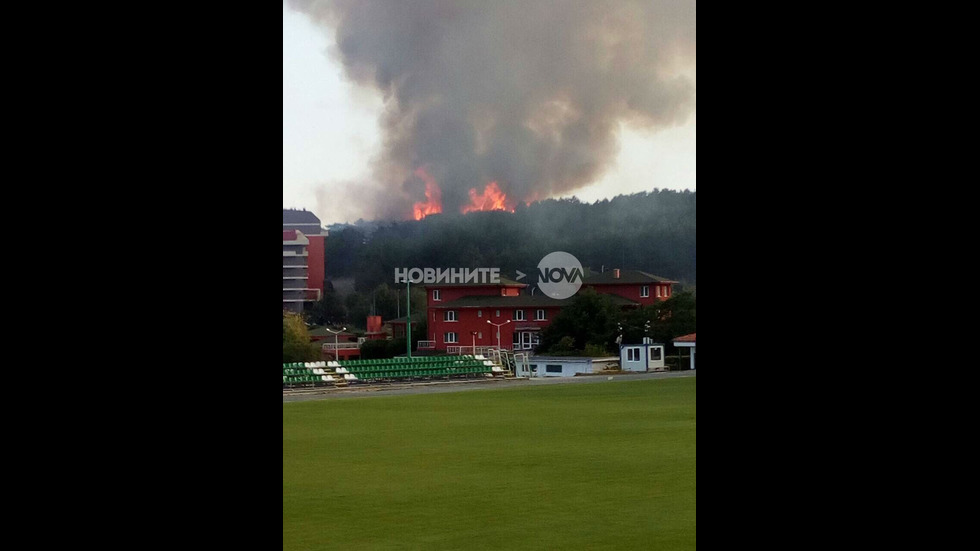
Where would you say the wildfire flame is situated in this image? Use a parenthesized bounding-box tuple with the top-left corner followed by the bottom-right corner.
(412, 167, 443, 220)
(410, 169, 540, 219)
(462, 181, 512, 214)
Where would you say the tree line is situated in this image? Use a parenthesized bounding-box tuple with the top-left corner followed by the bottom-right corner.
(539, 289, 696, 357)
(304, 283, 428, 330)
(324, 189, 696, 292)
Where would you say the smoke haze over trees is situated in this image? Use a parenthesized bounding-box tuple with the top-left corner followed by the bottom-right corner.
(286, 0, 696, 220)
(323, 189, 696, 292)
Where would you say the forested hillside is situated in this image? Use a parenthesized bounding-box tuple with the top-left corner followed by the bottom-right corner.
(324, 189, 696, 292)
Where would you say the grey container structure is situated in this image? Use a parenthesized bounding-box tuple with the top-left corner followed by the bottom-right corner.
(619, 343, 666, 372)
(524, 356, 595, 377)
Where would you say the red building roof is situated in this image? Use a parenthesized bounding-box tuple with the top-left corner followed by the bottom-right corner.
(673, 333, 696, 343)
(434, 293, 638, 308)
(283, 209, 322, 224)
(583, 269, 676, 285)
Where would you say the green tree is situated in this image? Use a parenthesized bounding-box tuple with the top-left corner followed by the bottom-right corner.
(371, 283, 400, 321)
(619, 292, 696, 353)
(538, 289, 621, 354)
(334, 188, 696, 292)
(323, 227, 365, 277)
(395, 284, 428, 332)
(655, 292, 697, 348)
(344, 292, 371, 329)
(283, 311, 320, 363)
(359, 339, 391, 360)
(359, 338, 409, 359)
(305, 291, 347, 325)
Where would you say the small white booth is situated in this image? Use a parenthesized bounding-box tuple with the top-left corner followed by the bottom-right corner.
(619, 343, 667, 372)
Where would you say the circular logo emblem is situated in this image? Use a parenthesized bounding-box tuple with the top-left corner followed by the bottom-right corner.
(536, 251, 583, 299)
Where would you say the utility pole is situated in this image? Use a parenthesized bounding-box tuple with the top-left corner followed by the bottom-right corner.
(406, 279, 412, 358)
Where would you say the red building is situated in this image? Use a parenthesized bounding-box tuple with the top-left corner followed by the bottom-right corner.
(310, 326, 361, 360)
(310, 316, 388, 361)
(420, 270, 675, 352)
(581, 268, 674, 306)
(283, 209, 326, 313)
(388, 313, 423, 340)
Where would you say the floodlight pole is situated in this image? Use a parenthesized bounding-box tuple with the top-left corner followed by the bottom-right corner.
(406, 278, 412, 359)
(324, 327, 347, 361)
(487, 319, 512, 351)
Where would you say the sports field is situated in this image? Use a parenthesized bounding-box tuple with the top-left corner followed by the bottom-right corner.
(283, 377, 696, 550)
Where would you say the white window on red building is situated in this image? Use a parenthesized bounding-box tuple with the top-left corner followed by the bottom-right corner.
(433, 289, 441, 301)
(641, 285, 650, 298)
(444, 310, 457, 322)
(656, 285, 662, 297)
(496, 310, 500, 317)
(478, 332, 483, 339)
(535, 309, 546, 320)
(514, 310, 526, 321)
(478, 310, 482, 317)
(445, 332, 458, 343)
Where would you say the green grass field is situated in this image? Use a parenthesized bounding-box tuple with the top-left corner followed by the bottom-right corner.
(283, 377, 696, 550)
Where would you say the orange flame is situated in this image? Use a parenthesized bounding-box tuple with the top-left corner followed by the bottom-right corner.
(412, 167, 443, 220)
(462, 181, 513, 214)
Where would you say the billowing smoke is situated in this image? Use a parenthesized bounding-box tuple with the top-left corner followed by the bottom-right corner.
(288, 0, 696, 219)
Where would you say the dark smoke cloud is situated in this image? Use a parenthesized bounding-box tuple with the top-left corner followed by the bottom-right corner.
(287, 0, 696, 219)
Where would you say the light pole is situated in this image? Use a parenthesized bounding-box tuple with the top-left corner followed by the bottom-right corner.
(471, 331, 478, 355)
(406, 279, 412, 358)
(324, 327, 347, 361)
(487, 319, 512, 350)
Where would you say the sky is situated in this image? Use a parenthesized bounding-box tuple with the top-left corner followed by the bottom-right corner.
(283, 3, 696, 227)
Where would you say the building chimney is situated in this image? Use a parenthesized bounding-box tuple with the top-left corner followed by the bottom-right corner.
(613, 269, 621, 279)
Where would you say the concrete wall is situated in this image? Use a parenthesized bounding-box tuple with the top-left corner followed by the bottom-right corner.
(527, 357, 593, 377)
(306, 235, 325, 297)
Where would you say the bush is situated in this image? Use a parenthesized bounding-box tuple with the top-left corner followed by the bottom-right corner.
(360, 338, 410, 360)
(583, 344, 610, 357)
(389, 338, 408, 355)
(283, 312, 320, 363)
(553, 336, 575, 353)
(359, 340, 391, 360)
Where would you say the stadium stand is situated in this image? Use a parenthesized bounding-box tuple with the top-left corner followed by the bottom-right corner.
(282, 355, 508, 390)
